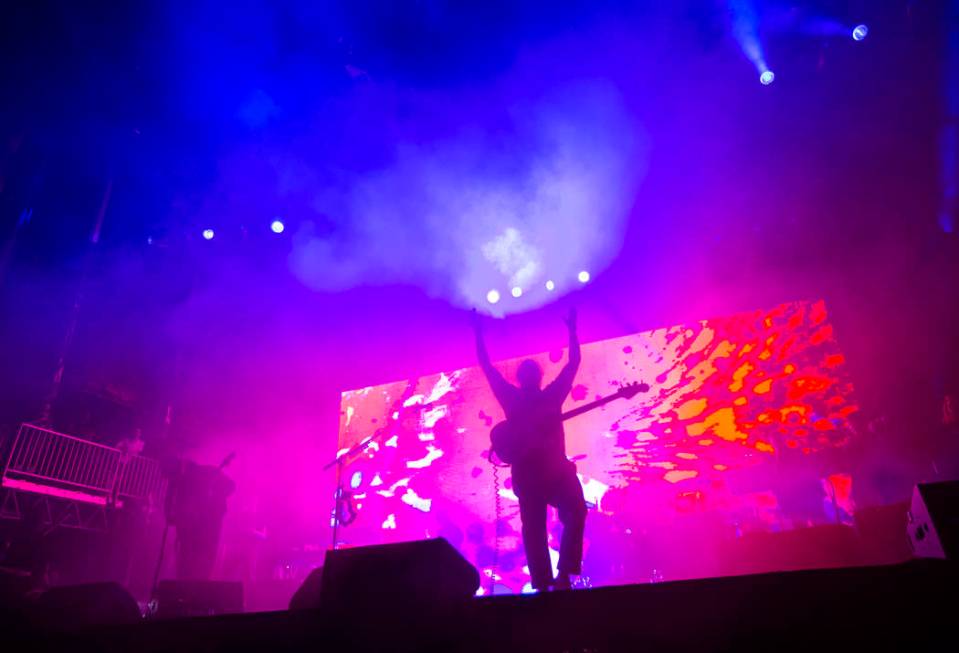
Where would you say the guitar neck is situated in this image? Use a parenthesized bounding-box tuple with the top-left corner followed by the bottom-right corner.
(561, 393, 622, 421)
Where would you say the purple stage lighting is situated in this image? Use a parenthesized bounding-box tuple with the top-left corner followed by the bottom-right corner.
(511, 286, 523, 298)
(202, 228, 215, 240)
(578, 270, 590, 283)
(852, 25, 869, 41)
(545, 280, 555, 291)
(270, 219, 285, 234)
(760, 71, 776, 85)
(486, 289, 501, 304)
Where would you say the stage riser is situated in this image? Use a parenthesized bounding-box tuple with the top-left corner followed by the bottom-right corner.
(42, 561, 959, 652)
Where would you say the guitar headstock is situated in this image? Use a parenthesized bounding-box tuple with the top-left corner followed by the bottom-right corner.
(617, 381, 651, 399)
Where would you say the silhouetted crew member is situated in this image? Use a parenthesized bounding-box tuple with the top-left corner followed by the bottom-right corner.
(473, 308, 586, 591)
(167, 459, 235, 580)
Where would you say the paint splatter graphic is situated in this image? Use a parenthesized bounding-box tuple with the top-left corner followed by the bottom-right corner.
(336, 300, 858, 593)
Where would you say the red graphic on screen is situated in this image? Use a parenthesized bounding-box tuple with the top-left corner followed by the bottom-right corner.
(336, 300, 858, 593)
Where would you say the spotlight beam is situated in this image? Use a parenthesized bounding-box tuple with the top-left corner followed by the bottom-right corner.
(728, 0, 775, 85)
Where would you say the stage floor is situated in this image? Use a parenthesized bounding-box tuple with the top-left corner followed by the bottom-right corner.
(9, 559, 954, 652)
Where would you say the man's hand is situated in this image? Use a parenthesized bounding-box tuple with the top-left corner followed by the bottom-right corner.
(471, 308, 484, 334)
(563, 307, 577, 332)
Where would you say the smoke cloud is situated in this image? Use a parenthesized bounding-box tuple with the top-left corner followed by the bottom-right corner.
(282, 75, 648, 314)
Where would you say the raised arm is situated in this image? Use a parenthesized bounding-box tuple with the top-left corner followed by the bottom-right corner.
(546, 307, 581, 400)
(564, 307, 581, 369)
(472, 309, 515, 408)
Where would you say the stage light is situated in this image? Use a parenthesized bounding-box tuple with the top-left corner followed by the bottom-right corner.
(270, 219, 285, 234)
(545, 280, 555, 291)
(511, 286, 523, 298)
(486, 289, 501, 304)
(730, 0, 774, 92)
(852, 24, 868, 41)
(202, 228, 215, 240)
(577, 270, 590, 283)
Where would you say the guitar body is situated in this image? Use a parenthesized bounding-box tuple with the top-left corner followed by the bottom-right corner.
(490, 420, 532, 465)
(488, 381, 650, 466)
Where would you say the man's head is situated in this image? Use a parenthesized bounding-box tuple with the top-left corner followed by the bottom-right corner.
(517, 359, 543, 390)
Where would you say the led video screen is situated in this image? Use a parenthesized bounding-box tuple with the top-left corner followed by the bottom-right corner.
(336, 300, 858, 593)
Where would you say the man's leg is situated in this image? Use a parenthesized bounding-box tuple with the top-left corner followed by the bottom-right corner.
(554, 464, 587, 581)
(518, 493, 552, 590)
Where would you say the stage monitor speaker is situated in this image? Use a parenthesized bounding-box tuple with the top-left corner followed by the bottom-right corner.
(310, 538, 479, 614)
(909, 481, 959, 560)
(34, 582, 141, 627)
(289, 566, 323, 611)
(155, 580, 243, 619)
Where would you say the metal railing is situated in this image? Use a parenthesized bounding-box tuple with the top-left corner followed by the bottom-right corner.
(116, 451, 164, 502)
(1, 423, 164, 506)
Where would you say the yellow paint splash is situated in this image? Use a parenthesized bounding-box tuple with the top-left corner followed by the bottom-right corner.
(676, 398, 708, 419)
(729, 362, 754, 392)
(686, 407, 748, 442)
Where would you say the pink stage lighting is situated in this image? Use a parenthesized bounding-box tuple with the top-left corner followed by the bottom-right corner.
(336, 300, 858, 593)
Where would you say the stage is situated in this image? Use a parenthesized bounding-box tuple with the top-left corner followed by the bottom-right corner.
(7, 560, 955, 652)
(1, 2, 958, 650)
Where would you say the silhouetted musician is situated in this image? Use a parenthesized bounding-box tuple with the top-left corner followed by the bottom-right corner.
(473, 308, 586, 591)
(167, 457, 235, 580)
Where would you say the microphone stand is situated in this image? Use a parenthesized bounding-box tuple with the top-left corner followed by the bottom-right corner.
(150, 460, 182, 610)
(322, 428, 388, 550)
(322, 399, 434, 549)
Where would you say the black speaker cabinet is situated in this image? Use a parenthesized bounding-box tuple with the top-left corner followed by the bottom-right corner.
(35, 582, 141, 627)
(310, 538, 479, 614)
(289, 566, 323, 611)
(909, 481, 959, 560)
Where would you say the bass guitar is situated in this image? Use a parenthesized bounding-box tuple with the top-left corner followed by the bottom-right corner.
(489, 381, 650, 465)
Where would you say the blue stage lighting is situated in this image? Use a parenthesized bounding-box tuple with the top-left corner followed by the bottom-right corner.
(202, 228, 215, 240)
(852, 25, 868, 41)
(271, 219, 285, 234)
(760, 71, 775, 85)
